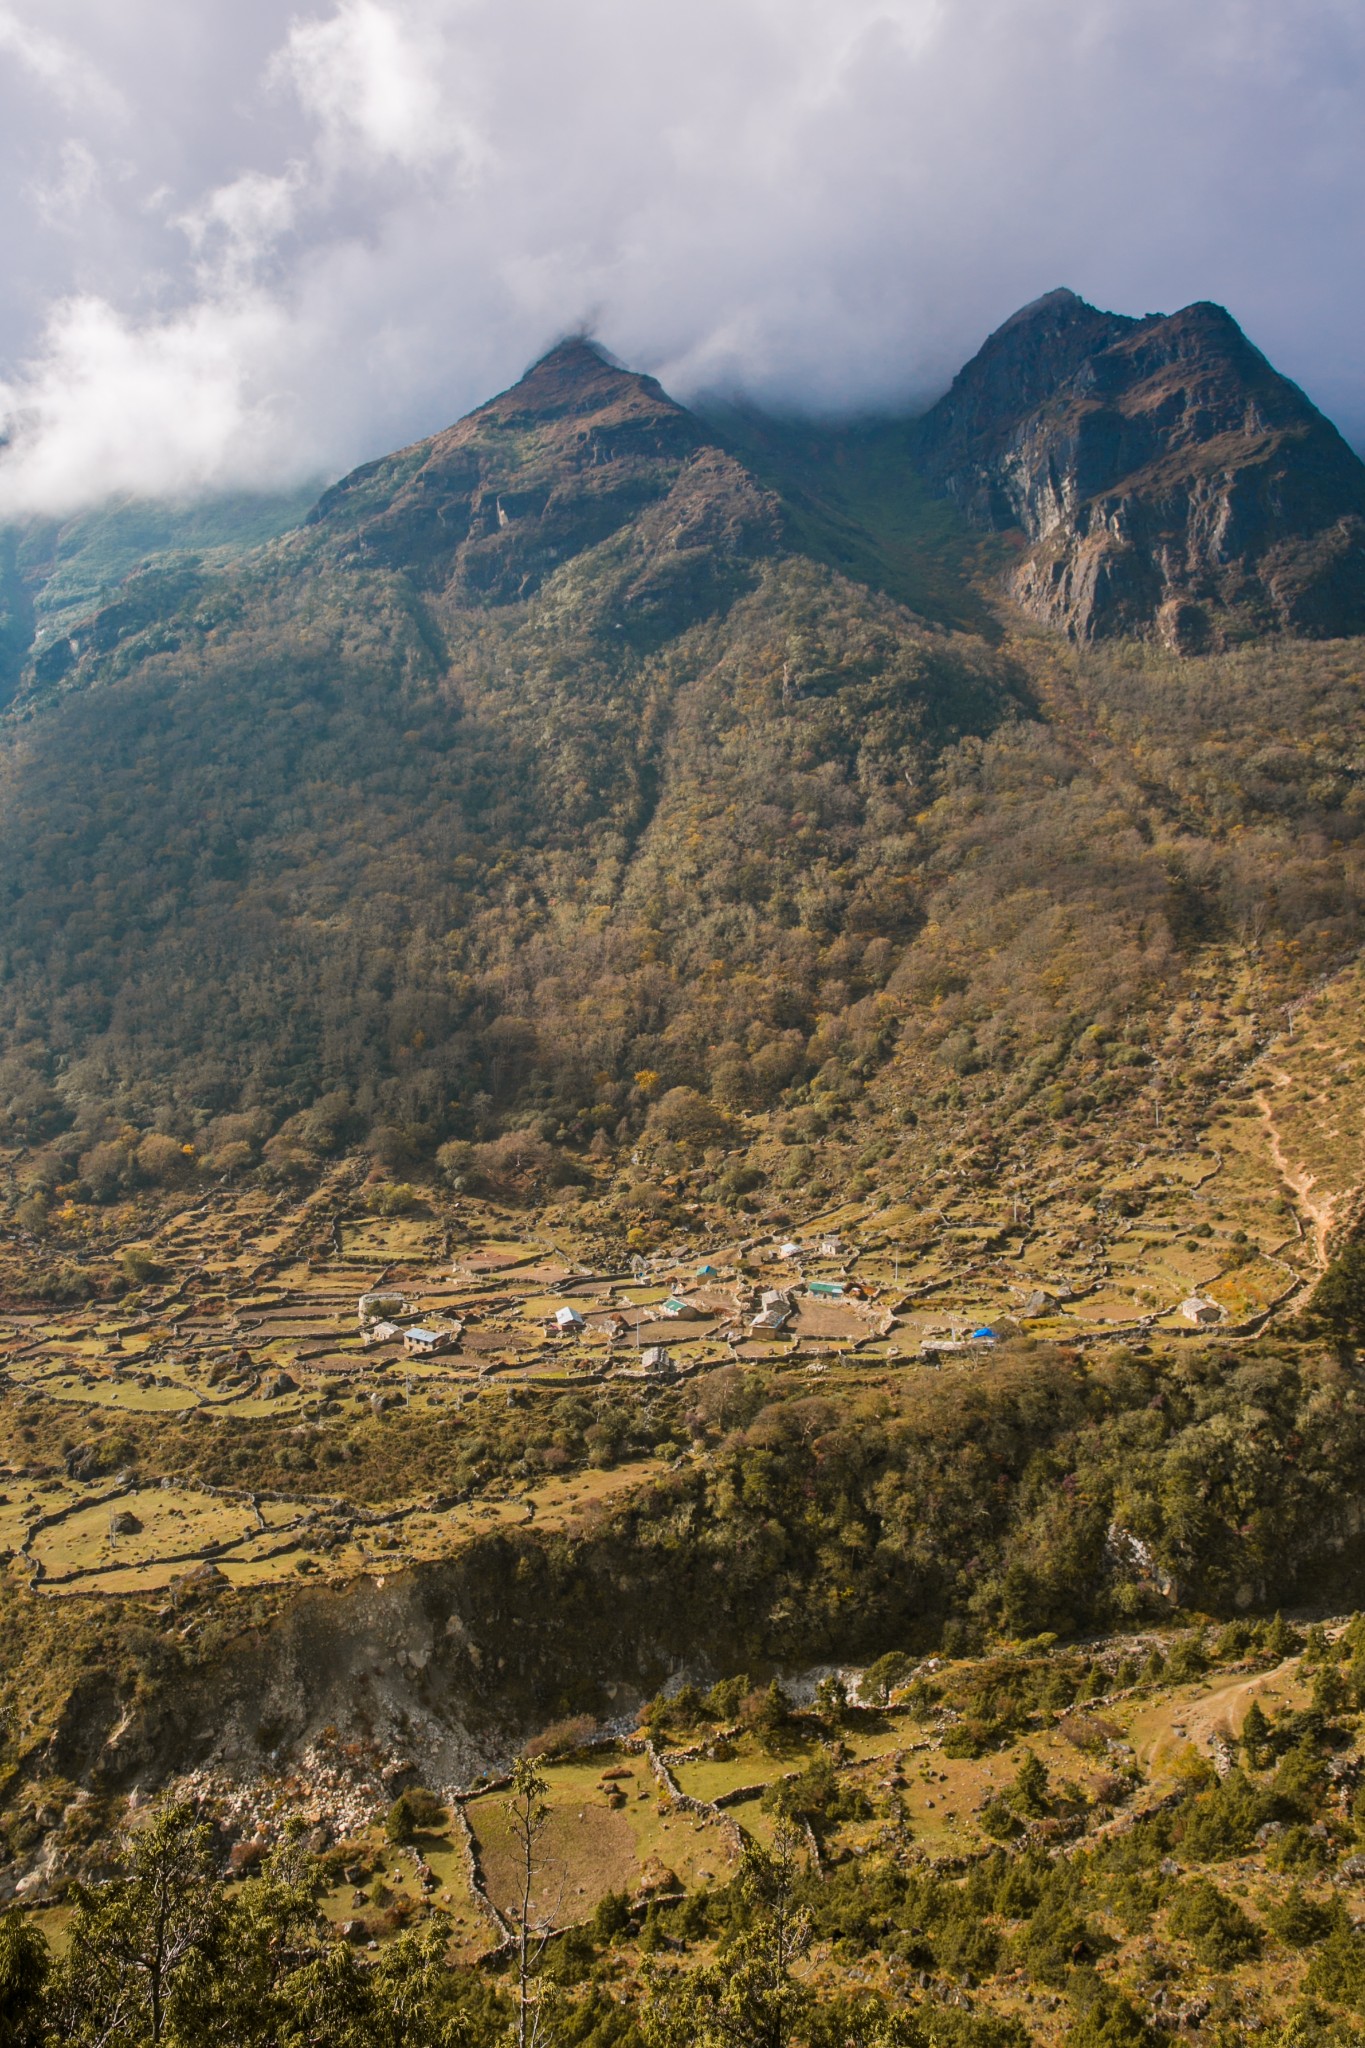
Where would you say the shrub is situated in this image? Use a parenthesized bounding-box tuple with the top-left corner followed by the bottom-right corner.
(1267, 1825, 1332, 1875)
(934, 1910, 1001, 1982)
(135, 1132, 194, 1185)
(592, 1890, 631, 1941)
(860, 1652, 915, 1706)
(1268, 1886, 1340, 1949)
(1165, 1633, 1208, 1683)
(1015, 1891, 1113, 1984)
(1172, 1769, 1272, 1861)
(363, 1182, 422, 1217)
(385, 1795, 418, 1844)
(524, 1715, 598, 1761)
(120, 1248, 164, 1289)
(744, 1680, 794, 1747)
(764, 1758, 871, 1831)
(980, 1797, 1022, 1841)
(703, 1675, 749, 1722)
(403, 1786, 448, 1831)
(1166, 1877, 1261, 1967)
(1064, 1982, 1158, 2048)
(1306, 1927, 1365, 2009)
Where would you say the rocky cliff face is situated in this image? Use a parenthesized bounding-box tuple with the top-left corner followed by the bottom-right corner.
(913, 288, 1365, 648)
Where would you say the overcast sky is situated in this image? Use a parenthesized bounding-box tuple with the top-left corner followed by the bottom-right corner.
(0, 0, 1362, 514)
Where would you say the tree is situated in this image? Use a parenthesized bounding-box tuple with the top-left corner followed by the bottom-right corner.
(1266, 1612, 1301, 1660)
(752, 1680, 793, 1748)
(135, 1133, 194, 1188)
(859, 1653, 913, 1707)
(642, 1822, 813, 2048)
(0, 1911, 49, 2048)
(1241, 1698, 1273, 1769)
(814, 1675, 849, 1725)
(1064, 1981, 1158, 2048)
(54, 1801, 225, 2046)
(1010, 1749, 1051, 1817)
(196, 1841, 338, 2047)
(1311, 1243, 1365, 1345)
(505, 1757, 558, 2048)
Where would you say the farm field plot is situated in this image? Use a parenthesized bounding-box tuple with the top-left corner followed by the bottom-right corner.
(313, 1817, 489, 1954)
(31, 1485, 286, 1586)
(30, 1458, 666, 1596)
(468, 1753, 740, 1925)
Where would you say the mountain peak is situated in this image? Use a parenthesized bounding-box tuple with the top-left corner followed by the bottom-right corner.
(478, 334, 684, 430)
(915, 291, 1365, 645)
(912, 290, 1139, 524)
(996, 285, 1092, 328)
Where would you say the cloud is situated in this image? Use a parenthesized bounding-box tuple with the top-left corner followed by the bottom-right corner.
(0, 5, 122, 112)
(278, 0, 478, 170)
(0, 0, 1362, 516)
(0, 295, 298, 514)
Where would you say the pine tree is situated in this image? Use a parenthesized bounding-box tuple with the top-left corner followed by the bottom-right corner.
(1241, 1697, 1273, 1769)
(1266, 1611, 1301, 1660)
(1010, 1748, 1051, 1816)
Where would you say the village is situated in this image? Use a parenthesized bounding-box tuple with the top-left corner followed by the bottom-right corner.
(0, 1077, 1318, 1606)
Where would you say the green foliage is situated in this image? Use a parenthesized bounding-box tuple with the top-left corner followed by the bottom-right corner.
(387, 1786, 447, 1842)
(1063, 1981, 1159, 2048)
(641, 1826, 812, 2048)
(0, 1911, 48, 2048)
(1164, 1633, 1208, 1683)
(860, 1652, 914, 1706)
(1307, 1927, 1365, 2011)
(5, 355, 1365, 1252)
(1166, 1876, 1262, 1967)
(364, 1181, 424, 1217)
(1243, 1698, 1274, 1768)
(1013, 1886, 1113, 1986)
(814, 1674, 849, 1724)
(763, 1756, 872, 1834)
(1311, 1246, 1365, 1346)
(1268, 1613, 1304, 1659)
(592, 1891, 632, 1942)
(1269, 1887, 1342, 1949)
(1009, 1749, 1050, 1817)
(1171, 1768, 1273, 1862)
(749, 1680, 794, 1747)
(53, 1799, 223, 2044)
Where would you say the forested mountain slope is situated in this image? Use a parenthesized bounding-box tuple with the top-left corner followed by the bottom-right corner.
(0, 324, 1362, 1246)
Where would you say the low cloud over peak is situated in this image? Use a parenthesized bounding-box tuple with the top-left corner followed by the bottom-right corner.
(0, 0, 1362, 516)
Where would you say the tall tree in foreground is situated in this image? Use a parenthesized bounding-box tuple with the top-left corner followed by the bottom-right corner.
(0, 1910, 49, 2048)
(506, 1756, 560, 2048)
(53, 1802, 224, 2046)
(642, 1821, 813, 2048)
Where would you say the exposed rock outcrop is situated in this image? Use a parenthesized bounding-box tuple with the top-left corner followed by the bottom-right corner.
(913, 288, 1365, 646)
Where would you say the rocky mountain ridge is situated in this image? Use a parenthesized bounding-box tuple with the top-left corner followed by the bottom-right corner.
(913, 286, 1365, 646)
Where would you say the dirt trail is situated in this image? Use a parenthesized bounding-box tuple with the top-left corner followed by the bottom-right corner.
(1132, 1658, 1301, 1776)
(1253, 1065, 1350, 1272)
